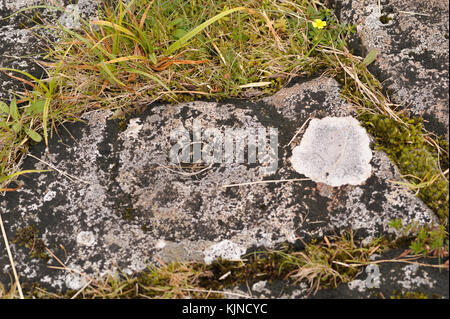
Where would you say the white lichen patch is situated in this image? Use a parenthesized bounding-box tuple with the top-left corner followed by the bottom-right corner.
(76, 231, 96, 247)
(397, 264, 435, 290)
(291, 116, 372, 187)
(43, 190, 56, 202)
(122, 118, 143, 139)
(348, 279, 367, 292)
(203, 240, 245, 264)
(58, 4, 81, 29)
(0, 0, 47, 11)
(252, 280, 268, 293)
(65, 271, 88, 290)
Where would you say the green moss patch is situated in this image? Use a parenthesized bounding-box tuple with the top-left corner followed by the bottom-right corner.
(12, 226, 50, 261)
(360, 113, 449, 223)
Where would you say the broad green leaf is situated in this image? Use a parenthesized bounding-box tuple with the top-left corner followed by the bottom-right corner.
(362, 49, 379, 66)
(9, 98, 19, 121)
(25, 126, 42, 142)
(168, 17, 184, 28)
(0, 101, 9, 115)
(12, 122, 21, 134)
(173, 28, 188, 39)
(26, 99, 46, 116)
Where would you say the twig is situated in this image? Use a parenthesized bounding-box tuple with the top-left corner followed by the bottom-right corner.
(287, 116, 312, 147)
(71, 279, 93, 299)
(158, 163, 213, 177)
(334, 258, 448, 269)
(27, 154, 91, 185)
(223, 178, 310, 188)
(45, 247, 100, 292)
(261, 10, 285, 52)
(181, 288, 252, 299)
(398, 11, 431, 17)
(204, 30, 227, 65)
(0, 212, 24, 299)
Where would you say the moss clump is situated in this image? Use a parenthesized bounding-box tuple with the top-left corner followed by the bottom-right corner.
(390, 291, 431, 299)
(360, 112, 449, 223)
(121, 207, 135, 221)
(118, 118, 129, 132)
(202, 234, 383, 294)
(379, 15, 392, 24)
(13, 226, 50, 261)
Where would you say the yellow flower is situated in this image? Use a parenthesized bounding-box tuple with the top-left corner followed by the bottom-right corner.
(312, 19, 327, 29)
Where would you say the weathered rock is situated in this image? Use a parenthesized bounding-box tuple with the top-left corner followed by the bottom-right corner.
(0, 0, 98, 101)
(332, 0, 449, 138)
(223, 246, 449, 299)
(0, 77, 439, 293)
(313, 247, 448, 299)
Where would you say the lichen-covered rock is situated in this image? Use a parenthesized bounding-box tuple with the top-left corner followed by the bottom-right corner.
(312, 247, 449, 299)
(227, 246, 449, 299)
(0, 77, 438, 292)
(0, 0, 98, 101)
(333, 0, 449, 137)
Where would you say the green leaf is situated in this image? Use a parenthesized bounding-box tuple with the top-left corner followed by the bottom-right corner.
(9, 98, 19, 121)
(173, 28, 188, 39)
(125, 68, 172, 94)
(168, 17, 184, 28)
(409, 241, 423, 255)
(25, 126, 42, 142)
(0, 101, 9, 115)
(0, 68, 49, 94)
(42, 97, 51, 149)
(362, 49, 379, 66)
(26, 99, 46, 116)
(12, 122, 21, 134)
(91, 20, 136, 37)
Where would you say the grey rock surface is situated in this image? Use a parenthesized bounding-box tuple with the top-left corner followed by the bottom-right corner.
(333, 0, 450, 138)
(227, 247, 449, 299)
(312, 247, 449, 299)
(0, 77, 439, 293)
(0, 0, 98, 101)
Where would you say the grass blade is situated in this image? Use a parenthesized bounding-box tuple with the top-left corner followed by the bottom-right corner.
(101, 55, 147, 65)
(92, 20, 136, 38)
(0, 169, 51, 183)
(126, 68, 173, 95)
(165, 7, 247, 55)
(42, 97, 51, 150)
(0, 68, 49, 94)
(99, 61, 126, 87)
